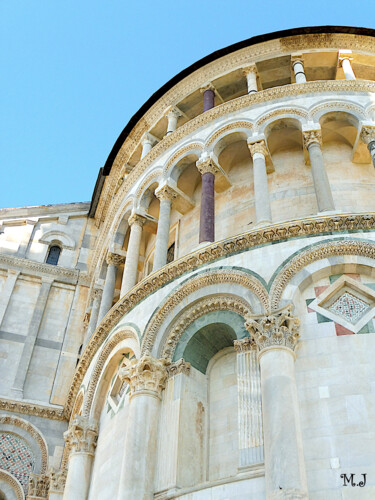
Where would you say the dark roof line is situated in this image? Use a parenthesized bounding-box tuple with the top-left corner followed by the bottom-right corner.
(89, 25, 375, 217)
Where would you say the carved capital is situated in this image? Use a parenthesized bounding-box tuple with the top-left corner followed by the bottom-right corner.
(245, 305, 300, 353)
(291, 54, 304, 67)
(360, 126, 375, 145)
(128, 213, 147, 228)
(200, 82, 215, 93)
(92, 287, 103, 301)
(234, 336, 257, 352)
(83, 312, 90, 328)
(48, 468, 67, 493)
(196, 154, 220, 175)
(303, 129, 322, 149)
(106, 252, 125, 267)
(155, 184, 178, 202)
(28, 473, 49, 498)
(141, 132, 157, 146)
(64, 416, 98, 455)
(167, 358, 191, 377)
(119, 355, 169, 396)
(247, 139, 268, 158)
(243, 64, 257, 76)
(165, 106, 182, 120)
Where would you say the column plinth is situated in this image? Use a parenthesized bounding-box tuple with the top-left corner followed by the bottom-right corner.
(248, 140, 272, 224)
(245, 306, 308, 499)
(153, 185, 177, 271)
(303, 129, 335, 212)
(120, 214, 146, 297)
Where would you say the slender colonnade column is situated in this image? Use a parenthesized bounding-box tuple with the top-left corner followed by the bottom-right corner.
(120, 214, 146, 297)
(196, 154, 219, 243)
(201, 83, 215, 112)
(63, 416, 98, 500)
(245, 306, 308, 499)
(118, 355, 169, 499)
(291, 56, 307, 83)
(234, 337, 264, 468)
(341, 56, 356, 80)
(97, 252, 124, 323)
(141, 133, 156, 159)
(243, 65, 258, 93)
(360, 126, 375, 168)
(0, 269, 20, 327)
(165, 107, 181, 135)
(153, 185, 177, 271)
(248, 139, 272, 225)
(84, 287, 103, 345)
(303, 129, 335, 212)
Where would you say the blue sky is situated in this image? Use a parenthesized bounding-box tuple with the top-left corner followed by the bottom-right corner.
(1, 1, 374, 209)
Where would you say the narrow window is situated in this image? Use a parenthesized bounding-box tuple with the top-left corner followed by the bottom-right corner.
(46, 245, 61, 265)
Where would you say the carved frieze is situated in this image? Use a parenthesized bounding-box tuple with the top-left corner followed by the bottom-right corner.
(27, 473, 49, 499)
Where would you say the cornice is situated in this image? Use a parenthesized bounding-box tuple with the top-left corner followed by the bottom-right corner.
(65, 211, 375, 417)
(0, 254, 80, 284)
(91, 79, 375, 272)
(0, 398, 66, 421)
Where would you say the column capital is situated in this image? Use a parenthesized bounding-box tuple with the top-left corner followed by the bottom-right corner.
(245, 305, 300, 353)
(291, 53, 304, 67)
(64, 416, 98, 455)
(48, 467, 67, 493)
(200, 82, 215, 93)
(196, 153, 220, 175)
(167, 358, 191, 377)
(243, 64, 258, 76)
(303, 129, 322, 149)
(360, 125, 375, 145)
(141, 132, 158, 147)
(106, 252, 125, 266)
(92, 286, 103, 300)
(247, 139, 268, 158)
(7, 269, 20, 277)
(28, 472, 49, 499)
(128, 213, 147, 228)
(165, 105, 182, 119)
(155, 183, 178, 202)
(119, 355, 169, 397)
(234, 336, 257, 352)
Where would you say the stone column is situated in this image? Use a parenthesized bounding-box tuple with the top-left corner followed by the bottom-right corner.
(291, 56, 307, 83)
(12, 276, 54, 398)
(27, 472, 49, 499)
(97, 253, 124, 323)
(17, 219, 38, 258)
(165, 107, 181, 135)
(0, 269, 20, 327)
(120, 214, 146, 297)
(360, 126, 375, 168)
(118, 355, 169, 500)
(341, 57, 356, 80)
(141, 133, 156, 160)
(234, 337, 264, 468)
(245, 306, 308, 499)
(248, 140, 272, 224)
(196, 154, 219, 243)
(63, 416, 98, 500)
(243, 65, 258, 93)
(84, 287, 103, 345)
(48, 468, 67, 499)
(201, 84, 215, 112)
(303, 129, 335, 212)
(153, 185, 177, 271)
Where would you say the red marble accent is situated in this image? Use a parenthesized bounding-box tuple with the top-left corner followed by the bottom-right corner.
(199, 172, 215, 243)
(307, 307, 315, 313)
(203, 89, 215, 112)
(345, 273, 361, 281)
(335, 323, 354, 336)
(314, 285, 329, 297)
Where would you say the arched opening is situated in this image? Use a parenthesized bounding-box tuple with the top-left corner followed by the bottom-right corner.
(45, 245, 61, 265)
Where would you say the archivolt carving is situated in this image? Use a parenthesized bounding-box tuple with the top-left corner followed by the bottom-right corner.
(309, 100, 366, 122)
(92, 80, 375, 269)
(205, 121, 254, 147)
(163, 142, 204, 175)
(142, 269, 268, 355)
(69, 389, 84, 423)
(161, 295, 252, 359)
(0, 415, 48, 474)
(0, 469, 24, 500)
(81, 328, 138, 418)
(256, 107, 308, 128)
(135, 168, 163, 201)
(270, 239, 375, 310)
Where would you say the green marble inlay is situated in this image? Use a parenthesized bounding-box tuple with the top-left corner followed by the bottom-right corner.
(329, 274, 343, 284)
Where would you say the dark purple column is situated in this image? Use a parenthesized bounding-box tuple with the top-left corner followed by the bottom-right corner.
(203, 89, 215, 112)
(199, 171, 215, 243)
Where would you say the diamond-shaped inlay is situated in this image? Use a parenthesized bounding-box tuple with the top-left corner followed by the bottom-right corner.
(0, 433, 35, 492)
(329, 292, 370, 324)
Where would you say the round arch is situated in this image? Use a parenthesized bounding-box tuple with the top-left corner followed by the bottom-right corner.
(0, 470, 24, 500)
(163, 142, 204, 179)
(256, 107, 308, 134)
(205, 120, 254, 152)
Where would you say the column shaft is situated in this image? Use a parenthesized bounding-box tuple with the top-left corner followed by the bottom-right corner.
(308, 142, 335, 212)
(153, 198, 172, 271)
(120, 217, 144, 297)
(244, 67, 258, 93)
(199, 172, 215, 243)
(12, 277, 53, 397)
(0, 270, 19, 326)
(63, 452, 94, 500)
(368, 141, 375, 168)
(293, 60, 307, 83)
(84, 289, 102, 345)
(253, 153, 272, 224)
(97, 264, 117, 323)
(203, 89, 215, 112)
(342, 58, 356, 80)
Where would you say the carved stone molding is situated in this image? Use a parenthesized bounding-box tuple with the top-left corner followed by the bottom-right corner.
(245, 305, 300, 352)
(128, 213, 147, 228)
(303, 129, 322, 149)
(256, 107, 308, 127)
(164, 142, 204, 174)
(27, 473, 49, 499)
(205, 121, 254, 147)
(167, 358, 191, 377)
(248, 139, 268, 157)
(66, 213, 375, 417)
(196, 154, 220, 175)
(0, 398, 65, 421)
(119, 355, 169, 397)
(0, 470, 24, 500)
(48, 468, 67, 493)
(234, 336, 257, 352)
(64, 416, 98, 456)
(161, 294, 253, 359)
(92, 79, 375, 263)
(155, 184, 178, 202)
(106, 252, 125, 267)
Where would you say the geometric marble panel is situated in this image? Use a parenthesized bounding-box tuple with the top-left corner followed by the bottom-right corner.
(329, 291, 370, 324)
(0, 433, 35, 493)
